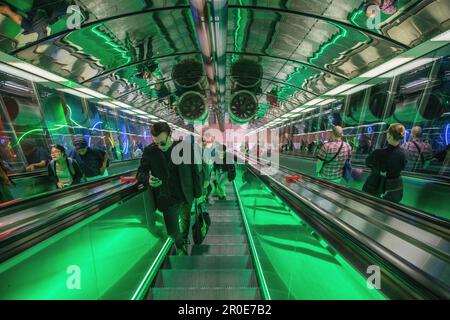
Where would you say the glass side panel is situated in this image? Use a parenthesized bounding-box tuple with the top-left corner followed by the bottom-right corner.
(277, 156, 450, 221)
(0, 190, 167, 299)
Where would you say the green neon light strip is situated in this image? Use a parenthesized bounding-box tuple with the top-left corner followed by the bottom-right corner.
(349, 10, 364, 28)
(233, 179, 271, 300)
(130, 238, 172, 300)
(91, 24, 131, 65)
(308, 24, 348, 66)
(66, 104, 85, 128)
(232, 1, 244, 63)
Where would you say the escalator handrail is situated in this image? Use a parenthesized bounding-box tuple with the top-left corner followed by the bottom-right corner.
(280, 152, 450, 185)
(247, 154, 450, 229)
(0, 177, 136, 237)
(245, 162, 450, 299)
(6, 158, 140, 180)
(0, 169, 137, 214)
(277, 162, 450, 231)
(0, 180, 145, 263)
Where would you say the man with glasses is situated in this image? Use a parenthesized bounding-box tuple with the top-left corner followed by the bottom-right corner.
(136, 122, 202, 255)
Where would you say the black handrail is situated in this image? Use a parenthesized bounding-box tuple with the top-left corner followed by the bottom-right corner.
(276, 162, 450, 231)
(7, 158, 140, 180)
(246, 153, 450, 228)
(0, 169, 137, 214)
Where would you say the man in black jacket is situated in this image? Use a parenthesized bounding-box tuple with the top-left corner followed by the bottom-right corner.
(136, 122, 202, 255)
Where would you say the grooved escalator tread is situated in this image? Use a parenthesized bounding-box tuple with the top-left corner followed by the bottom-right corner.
(149, 287, 261, 300)
(153, 269, 258, 288)
(163, 255, 252, 269)
(202, 234, 247, 244)
(188, 244, 249, 255)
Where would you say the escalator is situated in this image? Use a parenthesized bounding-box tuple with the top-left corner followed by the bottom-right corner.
(243, 156, 450, 299)
(4, 158, 140, 203)
(147, 185, 261, 300)
(278, 153, 450, 220)
(0, 162, 448, 299)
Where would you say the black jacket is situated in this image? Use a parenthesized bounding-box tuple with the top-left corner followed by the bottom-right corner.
(362, 144, 407, 203)
(136, 140, 202, 209)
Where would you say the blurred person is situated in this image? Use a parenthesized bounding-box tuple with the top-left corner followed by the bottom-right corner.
(200, 131, 216, 205)
(401, 126, 433, 170)
(213, 144, 236, 201)
(136, 122, 202, 255)
(363, 123, 407, 203)
(361, 0, 399, 17)
(316, 126, 352, 183)
(48, 144, 83, 189)
(0, 156, 13, 203)
(70, 136, 109, 181)
(22, 140, 50, 172)
(0, 0, 85, 40)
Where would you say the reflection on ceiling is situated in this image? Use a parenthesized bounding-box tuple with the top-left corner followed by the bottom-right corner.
(0, 0, 448, 129)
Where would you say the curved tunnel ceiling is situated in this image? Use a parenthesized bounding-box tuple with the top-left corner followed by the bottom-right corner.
(1, 0, 449, 128)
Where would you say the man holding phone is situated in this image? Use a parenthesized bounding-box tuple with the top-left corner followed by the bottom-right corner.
(136, 122, 202, 255)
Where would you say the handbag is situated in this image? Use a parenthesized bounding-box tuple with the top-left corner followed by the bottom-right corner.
(192, 201, 211, 245)
(343, 159, 353, 181)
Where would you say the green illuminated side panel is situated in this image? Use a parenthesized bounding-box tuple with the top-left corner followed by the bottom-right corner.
(235, 166, 385, 300)
(0, 191, 167, 300)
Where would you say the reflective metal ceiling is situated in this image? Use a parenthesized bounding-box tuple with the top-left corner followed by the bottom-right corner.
(0, 0, 449, 128)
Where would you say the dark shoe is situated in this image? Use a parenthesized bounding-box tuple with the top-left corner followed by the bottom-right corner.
(218, 196, 226, 201)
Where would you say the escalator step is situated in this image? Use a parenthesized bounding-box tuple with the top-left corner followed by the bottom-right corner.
(206, 226, 244, 235)
(208, 221, 242, 229)
(202, 235, 247, 244)
(210, 203, 238, 209)
(207, 209, 242, 216)
(164, 255, 252, 269)
(149, 287, 260, 300)
(207, 215, 242, 223)
(153, 269, 258, 288)
(188, 244, 249, 255)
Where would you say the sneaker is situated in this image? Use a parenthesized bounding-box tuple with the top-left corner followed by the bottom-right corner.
(208, 196, 215, 205)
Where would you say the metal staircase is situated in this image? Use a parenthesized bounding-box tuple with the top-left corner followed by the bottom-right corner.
(147, 185, 261, 300)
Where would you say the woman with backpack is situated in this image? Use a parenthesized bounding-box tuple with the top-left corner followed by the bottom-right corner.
(0, 156, 13, 203)
(362, 123, 407, 203)
(48, 144, 83, 189)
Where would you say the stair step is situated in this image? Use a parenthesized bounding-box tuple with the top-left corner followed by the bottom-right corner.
(208, 215, 242, 223)
(208, 221, 242, 229)
(188, 244, 249, 255)
(149, 287, 261, 300)
(206, 226, 244, 235)
(163, 255, 252, 269)
(207, 209, 242, 216)
(153, 269, 258, 288)
(202, 235, 247, 244)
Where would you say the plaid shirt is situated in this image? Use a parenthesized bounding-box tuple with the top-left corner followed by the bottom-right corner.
(401, 140, 433, 169)
(317, 140, 352, 180)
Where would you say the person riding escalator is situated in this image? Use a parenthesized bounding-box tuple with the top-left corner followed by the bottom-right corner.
(363, 123, 407, 203)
